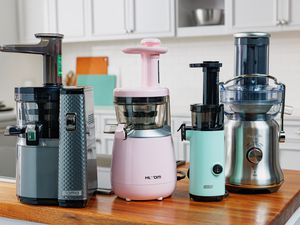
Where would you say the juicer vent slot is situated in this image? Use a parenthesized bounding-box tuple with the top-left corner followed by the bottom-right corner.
(87, 114, 94, 125)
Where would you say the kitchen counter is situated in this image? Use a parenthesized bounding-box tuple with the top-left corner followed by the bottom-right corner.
(0, 166, 300, 225)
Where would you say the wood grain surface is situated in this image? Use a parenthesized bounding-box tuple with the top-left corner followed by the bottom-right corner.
(0, 166, 299, 225)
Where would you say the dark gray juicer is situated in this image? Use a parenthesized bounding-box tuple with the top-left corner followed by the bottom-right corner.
(2, 33, 63, 205)
(2, 33, 97, 207)
(58, 87, 98, 207)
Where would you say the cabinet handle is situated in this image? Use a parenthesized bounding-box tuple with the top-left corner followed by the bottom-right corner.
(281, 19, 288, 25)
(96, 139, 101, 144)
(124, 0, 128, 33)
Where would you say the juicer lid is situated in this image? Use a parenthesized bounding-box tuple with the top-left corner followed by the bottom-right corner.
(234, 32, 271, 38)
(123, 39, 167, 55)
(219, 74, 285, 114)
(114, 87, 169, 97)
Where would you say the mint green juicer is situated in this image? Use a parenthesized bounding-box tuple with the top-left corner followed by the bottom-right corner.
(178, 61, 226, 201)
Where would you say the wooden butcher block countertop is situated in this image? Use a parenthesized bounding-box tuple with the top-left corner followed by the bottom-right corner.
(0, 165, 300, 225)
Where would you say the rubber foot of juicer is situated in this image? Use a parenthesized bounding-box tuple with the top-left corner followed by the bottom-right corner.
(179, 61, 226, 202)
(111, 39, 177, 201)
(125, 197, 163, 202)
(225, 183, 283, 194)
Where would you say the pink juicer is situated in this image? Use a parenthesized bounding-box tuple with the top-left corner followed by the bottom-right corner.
(111, 38, 177, 201)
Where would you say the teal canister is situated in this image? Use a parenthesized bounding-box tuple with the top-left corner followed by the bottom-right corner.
(178, 61, 226, 201)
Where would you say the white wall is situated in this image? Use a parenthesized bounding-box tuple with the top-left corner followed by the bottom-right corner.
(62, 31, 300, 115)
(0, 0, 43, 107)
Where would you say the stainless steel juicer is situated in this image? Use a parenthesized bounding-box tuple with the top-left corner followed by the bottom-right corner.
(220, 32, 286, 193)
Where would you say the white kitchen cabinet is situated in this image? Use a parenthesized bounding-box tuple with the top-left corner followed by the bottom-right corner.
(17, 0, 55, 43)
(231, 0, 279, 30)
(56, 0, 86, 39)
(18, 0, 175, 42)
(133, 0, 174, 35)
(231, 0, 300, 32)
(279, 116, 300, 170)
(279, 0, 300, 31)
(90, 0, 174, 39)
(94, 107, 116, 155)
(91, 0, 127, 37)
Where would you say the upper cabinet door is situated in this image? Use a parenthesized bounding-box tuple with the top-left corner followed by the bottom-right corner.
(18, 0, 51, 43)
(285, 0, 300, 27)
(91, 0, 126, 36)
(133, 0, 174, 36)
(232, 0, 279, 29)
(56, 0, 85, 39)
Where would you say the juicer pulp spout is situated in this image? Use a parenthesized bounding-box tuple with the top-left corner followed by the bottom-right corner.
(177, 124, 192, 141)
(123, 38, 167, 88)
(114, 124, 134, 140)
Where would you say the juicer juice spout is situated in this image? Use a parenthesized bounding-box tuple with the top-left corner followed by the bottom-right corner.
(0, 33, 64, 86)
(123, 39, 167, 88)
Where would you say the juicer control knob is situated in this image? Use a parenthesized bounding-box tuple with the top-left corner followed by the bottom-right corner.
(247, 147, 263, 164)
(212, 164, 223, 175)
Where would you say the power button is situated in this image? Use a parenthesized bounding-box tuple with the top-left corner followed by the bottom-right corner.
(66, 113, 76, 131)
(212, 164, 223, 175)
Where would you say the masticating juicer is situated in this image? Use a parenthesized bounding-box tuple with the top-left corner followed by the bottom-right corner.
(2, 33, 63, 204)
(2, 33, 98, 207)
(179, 61, 225, 201)
(111, 39, 177, 201)
(220, 32, 286, 193)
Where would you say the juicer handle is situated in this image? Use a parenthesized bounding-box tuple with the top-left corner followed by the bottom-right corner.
(279, 84, 286, 143)
(0, 33, 64, 86)
(219, 74, 279, 86)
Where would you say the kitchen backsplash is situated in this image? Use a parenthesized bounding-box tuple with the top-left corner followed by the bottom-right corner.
(62, 31, 300, 114)
(1, 31, 300, 114)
